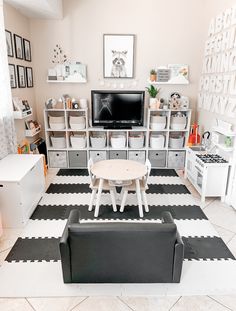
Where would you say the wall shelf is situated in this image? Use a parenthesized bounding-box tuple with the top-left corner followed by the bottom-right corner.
(147, 80, 189, 85)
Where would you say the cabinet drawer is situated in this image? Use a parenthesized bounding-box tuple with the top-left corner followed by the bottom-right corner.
(89, 151, 107, 162)
(68, 151, 87, 168)
(149, 150, 166, 167)
(48, 151, 68, 168)
(128, 151, 146, 163)
(109, 150, 127, 160)
(167, 151, 185, 169)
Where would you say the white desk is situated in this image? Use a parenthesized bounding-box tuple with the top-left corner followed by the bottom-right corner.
(91, 159, 147, 217)
(0, 154, 45, 228)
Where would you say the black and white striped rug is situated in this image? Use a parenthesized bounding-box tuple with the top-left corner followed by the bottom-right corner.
(0, 169, 236, 297)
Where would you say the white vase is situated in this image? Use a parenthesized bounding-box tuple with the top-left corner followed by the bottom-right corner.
(149, 98, 157, 109)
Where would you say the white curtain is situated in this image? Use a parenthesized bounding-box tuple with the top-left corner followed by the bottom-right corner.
(0, 0, 17, 159)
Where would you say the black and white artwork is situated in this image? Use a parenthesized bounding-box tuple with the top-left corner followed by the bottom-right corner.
(26, 67, 33, 87)
(17, 65, 26, 88)
(5, 30, 13, 57)
(9, 64, 17, 88)
(14, 34, 23, 59)
(103, 34, 134, 78)
(23, 39, 31, 61)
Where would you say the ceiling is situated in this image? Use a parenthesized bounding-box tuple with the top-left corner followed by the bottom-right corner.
(4, 0, 63, 19)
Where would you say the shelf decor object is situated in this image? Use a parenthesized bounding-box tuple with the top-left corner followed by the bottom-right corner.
(147, 64, 189, 85)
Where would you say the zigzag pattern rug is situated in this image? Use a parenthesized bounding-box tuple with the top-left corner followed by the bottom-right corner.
(0, 169, 236, 297)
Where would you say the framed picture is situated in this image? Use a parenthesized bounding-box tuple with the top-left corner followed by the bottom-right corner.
(26, 67, 33, 87)
(103, 34, 135, 78)
(17, 65, 26, 88)
(23, 39, 31, 61)
(14, 34, 23, 59)
(8, 64, 17, 88)
(5, 30, 13, 57)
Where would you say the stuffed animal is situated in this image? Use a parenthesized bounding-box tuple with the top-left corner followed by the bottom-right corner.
(169, 92, 181, 110)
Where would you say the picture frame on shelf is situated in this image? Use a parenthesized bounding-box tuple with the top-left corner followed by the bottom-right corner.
(103, 34, 135, 78)
(8, 64, 17, 88)
(17, 65, 26, 88)
(5, 30, 14, 57)
(23, 38, 31, 61)
(14, 34, 23, 59)
(26, 67, 33, 87)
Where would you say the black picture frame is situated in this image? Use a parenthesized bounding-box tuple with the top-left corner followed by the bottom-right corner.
(103, 34, 135, 78)
(17, 65, 26, 88)
(26, 67, 33, 87)
(23, 38, 31, 61)
(9, 64, 17, 88)
(5, 30, 14, 57)
(14, 34, 23, 59)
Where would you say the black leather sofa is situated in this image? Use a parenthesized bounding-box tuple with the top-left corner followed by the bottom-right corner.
(59, 210, 184, 283)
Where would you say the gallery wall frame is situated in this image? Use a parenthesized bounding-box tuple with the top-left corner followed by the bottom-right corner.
(5, 30, 14, 57)
(26, 67, 33, 87)
(9, 64, 17, 88)
(14, 34, 23, 60)
(103, 34, 135, 79)
(23, 39, 31, 62)
(17, 65, 26, 88)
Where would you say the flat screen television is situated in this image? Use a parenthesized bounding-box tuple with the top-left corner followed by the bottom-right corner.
(91, 90, 145, 128)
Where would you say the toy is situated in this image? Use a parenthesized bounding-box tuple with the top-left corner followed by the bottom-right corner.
(169, 92, 181, 110)
(188, 123, 201, 145)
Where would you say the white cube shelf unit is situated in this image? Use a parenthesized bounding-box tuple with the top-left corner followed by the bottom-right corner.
(44, 108, 191, 169)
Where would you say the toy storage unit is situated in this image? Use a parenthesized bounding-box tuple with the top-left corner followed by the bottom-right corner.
(44, 108, 191, 169)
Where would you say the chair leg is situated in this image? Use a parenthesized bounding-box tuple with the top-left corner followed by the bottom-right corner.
(120, 190, 128, 212)
(89, 189, 97, 211)
(110, 189, 117, 212)
(94, 178, 104, 218)
(135, 179, 144, 218)
(118, 187, 124, 204)
(142, 190, 149, 212)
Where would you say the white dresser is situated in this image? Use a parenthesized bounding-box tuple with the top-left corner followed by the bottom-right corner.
(0, 154, 45, 228)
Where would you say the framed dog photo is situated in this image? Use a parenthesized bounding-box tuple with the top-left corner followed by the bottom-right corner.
(26, 67, 33, 87)
(17, 65, 26, 88)
(103, 34, 135, 78)
(9, 64, 17, 88)
(5, 30, 14, 57)
(23, 39, 31, 61)
(14, 34, 23, 59)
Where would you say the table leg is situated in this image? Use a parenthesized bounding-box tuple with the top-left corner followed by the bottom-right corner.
(135, 179, 143, 218)
(94, 178, 104, 218)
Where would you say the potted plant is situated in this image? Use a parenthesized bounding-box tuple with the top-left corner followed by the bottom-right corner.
(146, 85, 161, 108)
(150, 69, 157, 82)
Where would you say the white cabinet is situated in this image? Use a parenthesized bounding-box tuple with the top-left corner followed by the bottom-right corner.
(0, 154, 45, 228)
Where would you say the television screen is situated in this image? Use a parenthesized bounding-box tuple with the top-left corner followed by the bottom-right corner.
(91, 90, 144, 128)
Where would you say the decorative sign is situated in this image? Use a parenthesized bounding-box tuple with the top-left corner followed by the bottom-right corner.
(198, 6, 236, 118)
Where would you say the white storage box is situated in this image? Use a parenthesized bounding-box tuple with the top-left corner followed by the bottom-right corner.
(111, 133, 126, 148)
(169, 134, 184, 148)
(170, 115, 187, 130)
(150, 115, 166, 130)
(49, 115, 65, 130)
(51, 135, 66, 148)
(150, 134, 165, 149)
(70, 134, 86, 148)
(69, 116, 86, 130)
(90, 133, 106, 148)
(129, 133, 144, 149)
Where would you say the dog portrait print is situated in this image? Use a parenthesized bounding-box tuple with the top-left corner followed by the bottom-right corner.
(111, 50, 127, 78)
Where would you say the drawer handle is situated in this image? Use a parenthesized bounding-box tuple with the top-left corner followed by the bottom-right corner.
(175, 154, 178, 157)
(57, 153, 59, 156)
(0, 184, 3, 187)
(76, 154, 79, 156)
(116, 153, 119, 156)
(97, 153, 99, 156)
(136, 154, 138, 156)
(156, 153, 159, 156)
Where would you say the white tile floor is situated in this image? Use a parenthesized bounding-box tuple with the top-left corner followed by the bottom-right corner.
(0, 169, 236, 310)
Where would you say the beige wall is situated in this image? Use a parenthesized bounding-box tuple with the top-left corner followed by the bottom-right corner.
(29, 0, 206, 131)
(3, 2, 36, 144)
(197, 0, 236, 133)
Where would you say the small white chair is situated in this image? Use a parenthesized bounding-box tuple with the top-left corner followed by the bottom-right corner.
(120, 159, 151, 216)
(88, 158, 117, 217)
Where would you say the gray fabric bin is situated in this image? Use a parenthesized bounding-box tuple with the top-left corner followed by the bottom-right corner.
(149, 151, 166, 167)
(68, 151, 87, 168)
(128, 151, 146, 163)
(89, 151, 107, 162)
(109, 150, 127, 159)
(49, 151, 67, 168)
(167, 151, 185, 169)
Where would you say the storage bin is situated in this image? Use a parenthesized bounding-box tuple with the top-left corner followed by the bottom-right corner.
(170, 115, 187, 130)
(150, 133, 165, 149)
(128, 151, 146, 163)
(48, 151, 67, 168)
(68, 151, 87, 168)
(111, 133, 126, 148)
(49, 115, 65, 130)
(150, 115, 166, 130)
(89, 151, 107, 162)
(70, 134, 86, 148)
(90, 132, 106, 148)
(129, 133, 144, 149)
(51, 135, 66, 148)
(109, 150, 127, 159)
(149, 150, 166, 167)
(167, 151, 185, 169)
(69, 116, 86, 130)
(169, 134, 184, 148)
